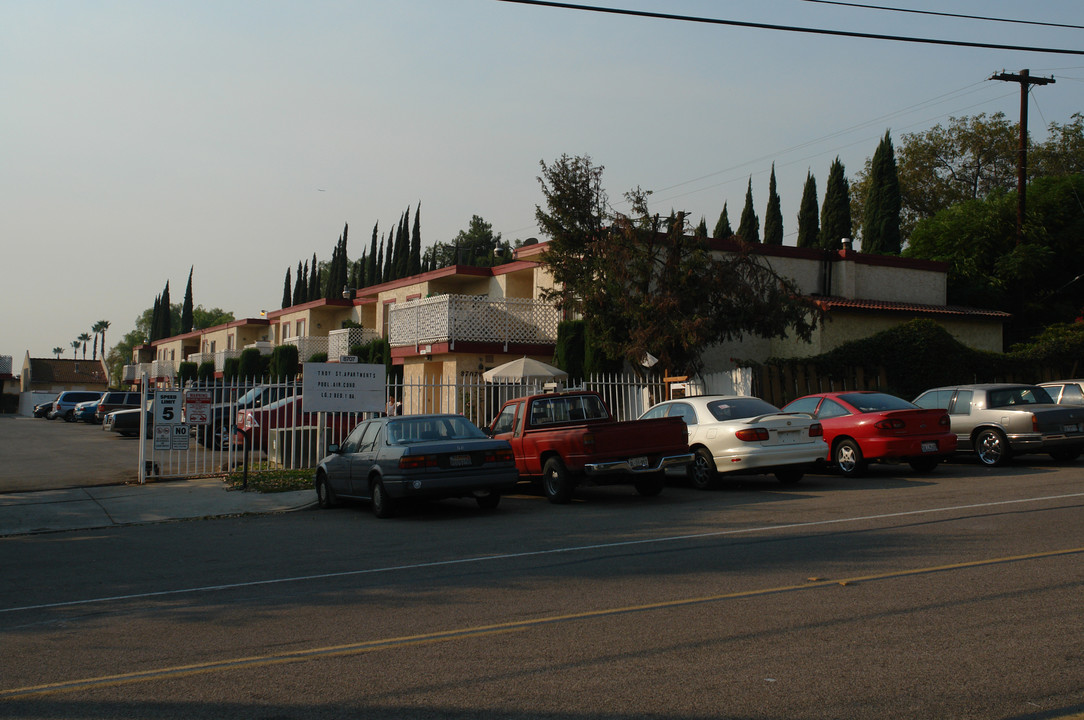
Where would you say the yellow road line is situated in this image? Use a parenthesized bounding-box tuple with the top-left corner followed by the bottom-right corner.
(3, 545, 1082, 700)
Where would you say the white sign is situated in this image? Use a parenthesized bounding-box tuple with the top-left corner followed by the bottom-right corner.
(172, 424, 190, 450)
(154, 425, 171, 450)
(155, 392, 182, 425)
(303, 362, 386, 413)
(185, 390, 212, 425)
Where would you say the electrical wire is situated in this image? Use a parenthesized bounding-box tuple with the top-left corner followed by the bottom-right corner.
(495, 0, 1084, 56)
(797, 0, 1084, 31)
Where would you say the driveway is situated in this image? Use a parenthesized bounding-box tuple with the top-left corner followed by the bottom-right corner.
(0, 415, 140, 492)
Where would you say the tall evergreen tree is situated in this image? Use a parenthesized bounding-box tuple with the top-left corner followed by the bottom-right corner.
(338, 223, 350, 292)
(409, 202, 422, 275)
(797, 171, 820, 248)
(820, 157, 852, 250)
(383, 228, 395, 281)
(156, 281, 172, 340)
(737, 177, 760, 243)
(861, 131, 902, 255)
(763, 164, 783, 245)
(366, 222, 378, 287)
(394, 208, 410, 279)
(695, 217, 708, 240)
(180, 266, 194, 333)
(282, 267, 292, 308)
(713, 202, 733, 239)
(150, 294, 161, 342)
(309, 252, 319, 301)
(294, 261, 305, 303)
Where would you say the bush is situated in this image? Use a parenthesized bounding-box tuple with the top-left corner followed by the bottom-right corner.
(197, 361, 215, 382)
(554, 320, 585, 379)
(178, 361, 198, 386)
(238, 348, 264, 380)
(223, 357, 240, 382)
(269, 344, 299, 379)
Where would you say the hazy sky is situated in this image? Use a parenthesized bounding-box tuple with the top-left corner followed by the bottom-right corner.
(3, 0, 1082, 362)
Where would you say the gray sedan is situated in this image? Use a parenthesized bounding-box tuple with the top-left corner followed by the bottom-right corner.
(314, 414, 519, 518)
(913, 383, 1084, 466)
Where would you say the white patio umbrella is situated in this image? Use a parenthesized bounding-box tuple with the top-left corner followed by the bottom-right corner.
(482, 357, 569, 383)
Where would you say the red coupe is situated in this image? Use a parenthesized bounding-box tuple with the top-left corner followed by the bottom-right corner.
(780, 391, 957, 476)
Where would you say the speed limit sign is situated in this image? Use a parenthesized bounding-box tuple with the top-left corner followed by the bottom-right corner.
(154, 391, 182, 425)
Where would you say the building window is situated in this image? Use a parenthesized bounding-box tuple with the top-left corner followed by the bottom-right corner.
(228, 335, 235, 350)
(283, 324, 291, 340)
(297, 320, 306, 337)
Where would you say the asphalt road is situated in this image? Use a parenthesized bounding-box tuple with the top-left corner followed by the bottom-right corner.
(0, 415, 142, 491)
(1, 456, 1082, 719)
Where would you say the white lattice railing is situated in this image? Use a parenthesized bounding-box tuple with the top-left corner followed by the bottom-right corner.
(186, 352, 213, 367)
(214, 349, 242, 373)
(328, 327, 380, 358)
(388, 294, 560, 351)
(284, 335, 330, 361)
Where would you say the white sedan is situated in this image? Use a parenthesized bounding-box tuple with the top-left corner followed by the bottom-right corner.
(639, 395, 827, 488)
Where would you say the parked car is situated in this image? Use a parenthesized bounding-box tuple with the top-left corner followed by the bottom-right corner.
(103, 399, 154, 438)
(487, 390, 692, 504)
(314, 414, 519, 518)
(639, 395, 826, 488)
(913, 383, 1084, 466)
(237, 395, 360, 453)
(1038, 380, 1084, 406)
(33, 396, 58, 418)
(781, 391, 957, 476)
(50, 391, 104, 421)
(72, 399, 100, 423)
(197, 382, 300, 449)
(94, 391, 144, 424)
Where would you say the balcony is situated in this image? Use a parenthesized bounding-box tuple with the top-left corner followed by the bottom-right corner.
(328, 327, 380, 358)
(284, 335, 329, 362)
(388, 294, 560, 351)
(122, 361, 177, 384)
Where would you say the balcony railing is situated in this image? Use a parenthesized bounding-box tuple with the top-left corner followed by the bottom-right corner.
(388, 294, 560, 351)
(328, 327, 380, 358)
(284, 335, 329, 361)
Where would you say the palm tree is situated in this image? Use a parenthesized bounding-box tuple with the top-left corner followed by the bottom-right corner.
(52, 347, 64, 359)
(77, 332, 92, 359)
(97, 320, 111, 360)
(70, 340, 81, 358)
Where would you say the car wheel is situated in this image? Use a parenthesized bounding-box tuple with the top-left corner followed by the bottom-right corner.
(1049, 447, 1081, 463)
(774, 467, 804, 485)
(634, 473, 665, 497)
(834, 439, 867, 477)
(688, 447, 717, 490)
(371, 479, 396, 518)
(909, 457, 940, 473)
(475, 490, 501, 510)
(974, 428, 1010, 467)
(542, 457, 575, 504)
(63, 410, 76, 422)
(315, 472, 338, 509)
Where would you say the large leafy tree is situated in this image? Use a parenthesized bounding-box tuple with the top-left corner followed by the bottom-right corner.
(905, 173, 1084, 346)
(860, 131, 902, 255)
(763, 164, 784, 245)
(737, 177, 760, 243)
(536, 155, 819, 377)
(819, 157, 852, 250)
(796, 171, 819, 248)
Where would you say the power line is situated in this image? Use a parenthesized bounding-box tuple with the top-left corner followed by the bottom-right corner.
(797, 0, 1084, 31)
(495, 0, 1084, 56)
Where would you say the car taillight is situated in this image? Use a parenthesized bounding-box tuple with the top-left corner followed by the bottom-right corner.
(1031, 413, 1039, 432)
(735, 428, 770, 442)
(874, 418, 906, 430)
(938, 414, 950, 426)
(583, 432, 595, 450)
(808, 423, 823, 437)
(399, 454, 438, 470)
(485, 449, 514, 463)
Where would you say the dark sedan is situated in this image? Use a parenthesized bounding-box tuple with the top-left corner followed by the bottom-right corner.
(314, 414, 519, 518)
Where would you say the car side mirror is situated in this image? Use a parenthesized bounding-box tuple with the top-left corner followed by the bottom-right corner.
(482, 427, 494, 437)
(328, 444, 340, 454)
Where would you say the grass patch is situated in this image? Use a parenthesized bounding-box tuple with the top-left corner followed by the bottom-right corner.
(225, 466, 314, 493)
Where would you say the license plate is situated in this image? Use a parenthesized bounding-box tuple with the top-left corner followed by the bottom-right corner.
(449, 454, 472, 467)
(777, 430, 799, 444)
(921, 441, 938, 453)
(630, 456, 648, 469)
(1064, 424, 1081, 433)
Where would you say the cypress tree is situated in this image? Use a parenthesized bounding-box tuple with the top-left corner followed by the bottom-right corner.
(861, 131, 902, 255)
(383, 228, 395, 281)
(409, 202, 422, 275)
(282, 267, 292, 308)
(695, 217, 708, 240)
(713, 202, 733, 239)
(309, 252, 319, 301)
(395, 208, 410, 279)
(796, 171, 820, 248)
(181, 266, 194, 333)
(150, 294, 161, 342)
(377, 235, 387, 284)
(294, 261, 305, 302)
(158, 281, 172, 339)
(737, 177, 760, 243)
(366, 222, 378, 287)
(819, 157, 852, 251)
(763, 164, 783, 245)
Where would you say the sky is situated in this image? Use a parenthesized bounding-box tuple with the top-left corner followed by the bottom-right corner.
(3, 0, 1082, 363)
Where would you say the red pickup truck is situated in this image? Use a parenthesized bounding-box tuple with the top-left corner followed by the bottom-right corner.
(488, 390, 693, 503)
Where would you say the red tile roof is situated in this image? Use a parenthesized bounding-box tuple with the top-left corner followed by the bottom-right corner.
(812, 296, 1011, 319)
(27, 358, 109, 385)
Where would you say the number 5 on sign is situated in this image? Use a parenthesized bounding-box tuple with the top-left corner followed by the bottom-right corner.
(155, 392, 181, 425)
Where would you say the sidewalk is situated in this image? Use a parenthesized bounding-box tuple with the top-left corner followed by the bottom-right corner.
(0, 477, 316, 537)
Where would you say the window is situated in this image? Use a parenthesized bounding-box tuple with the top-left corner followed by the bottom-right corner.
(492, 404, 520, 435)
(667, 403, 698, 426)
(283, 324, 291, 340)
(816, 399, 850, 419)
(296, 320, 306, 337)
(950, 390, 973, 415)
(838, 392, 916, 412)
(914, 389, 954, 410)
(708, 397, 780, 420)
(1061, 384, 1084, 405)
(783, 397, 820, 416)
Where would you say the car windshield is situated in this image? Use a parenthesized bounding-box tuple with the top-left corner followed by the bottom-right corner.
(706, 397, 780, 420)
(386, 416, 485, 444)
(987, 386, 1054, 408)
(838, 392, 917, 412)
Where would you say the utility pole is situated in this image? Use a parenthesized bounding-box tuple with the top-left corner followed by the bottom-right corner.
(990, 69, 1055, 245)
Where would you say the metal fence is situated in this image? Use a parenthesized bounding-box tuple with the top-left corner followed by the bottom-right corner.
(138, 368, 752, 482)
